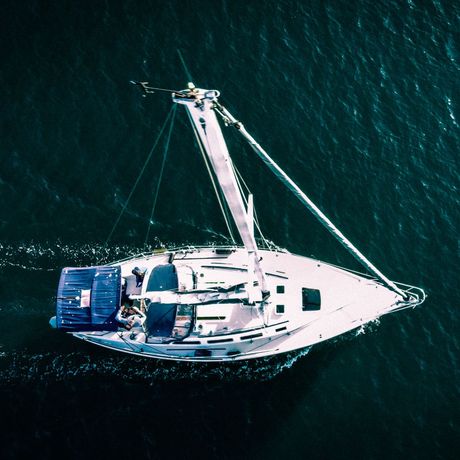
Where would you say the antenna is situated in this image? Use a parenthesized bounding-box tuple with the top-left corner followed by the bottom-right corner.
(129, 81, 178, 97)
(129, 50, 194, 98)
(177, 49, 193, 83)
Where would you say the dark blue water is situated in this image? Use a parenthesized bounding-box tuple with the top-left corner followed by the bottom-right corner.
(1, 0, 459, 458)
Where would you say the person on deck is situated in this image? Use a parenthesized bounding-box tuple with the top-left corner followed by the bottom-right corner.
(116, 305, 146, 330)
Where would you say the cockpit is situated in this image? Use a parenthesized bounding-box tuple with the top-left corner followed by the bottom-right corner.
(120, 263, 195, 343)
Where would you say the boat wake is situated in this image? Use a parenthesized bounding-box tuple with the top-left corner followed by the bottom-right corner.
(0, 241, 165, 271)
(0, 239, 246, 272)
(0, 348, 311, 385)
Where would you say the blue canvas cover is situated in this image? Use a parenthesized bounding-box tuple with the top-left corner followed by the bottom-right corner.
(145, 264, 178, 337)
(56, 266, 121, 331)
(145, 303, 177, 337)
(146, 264, 178, 292)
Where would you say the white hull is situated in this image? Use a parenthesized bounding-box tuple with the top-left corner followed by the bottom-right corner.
(70, 246, 424, 362)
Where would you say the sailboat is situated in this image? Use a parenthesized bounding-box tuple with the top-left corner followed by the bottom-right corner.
(50, 83, 425, 362)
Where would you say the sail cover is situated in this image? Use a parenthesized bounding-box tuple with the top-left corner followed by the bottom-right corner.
(56, 266, 121, 331)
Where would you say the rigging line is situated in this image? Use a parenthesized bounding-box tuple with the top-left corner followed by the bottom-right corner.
(144, 105, 177, 245)
(231, 160, 247, 205)
(231, 161, 270, 248)
(104, 105, 175, 246)
(249, 197, 271, 249)
(177, 49, 193, 82)
(232, 163, 265, 242)
(119, 328, 169, 356)
(253, 207, 271, 249)
(230, 160, 260, 241)
(234, 166, 271, 248)
(217, 184, 236, 243)
(186, 110, 236, 244)
(118, 332, 139, 352)
(217, 183, 235, 241)
(232, 161, 256, 225)
(229, 161, 254, 229)
(233, 160, 251, 196)
(212, 103, 269, 247)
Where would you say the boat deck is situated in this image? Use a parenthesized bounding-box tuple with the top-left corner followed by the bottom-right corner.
(66, 247, 423, 361)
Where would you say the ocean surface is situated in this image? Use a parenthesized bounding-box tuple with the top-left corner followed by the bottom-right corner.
(1, 0, 459, 458)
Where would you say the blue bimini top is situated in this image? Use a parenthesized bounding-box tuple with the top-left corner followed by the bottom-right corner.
(56, 266, 121, 331)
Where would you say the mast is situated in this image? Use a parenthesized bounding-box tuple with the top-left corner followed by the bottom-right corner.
(173, 84, 269, 302)
(213, 100, 408, 300)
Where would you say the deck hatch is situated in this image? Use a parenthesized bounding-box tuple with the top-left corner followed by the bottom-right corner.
(302, 288, 321, 311)
(276, 304, 285, 314)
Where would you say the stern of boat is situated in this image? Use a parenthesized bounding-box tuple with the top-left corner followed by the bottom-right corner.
(51, 265, 122, 332)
